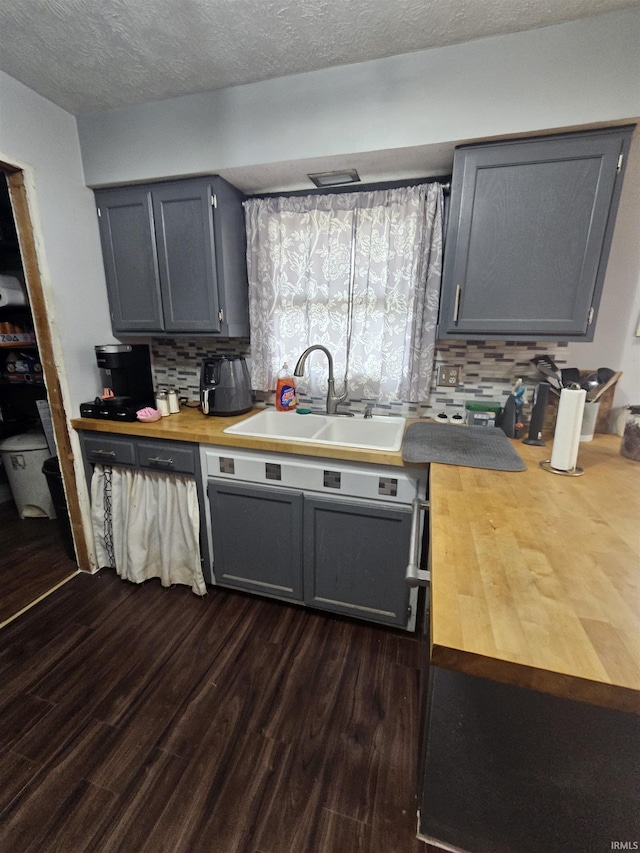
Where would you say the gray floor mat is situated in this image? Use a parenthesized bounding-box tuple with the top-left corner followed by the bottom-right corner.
(402, 423, 526, 471)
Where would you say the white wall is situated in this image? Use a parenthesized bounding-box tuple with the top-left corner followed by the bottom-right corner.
(1, 70, 116, 569)
(77, 9, 640, 187)
(565, 131, 640, 409)
(76, 9, 640, 409)
(0, 70, 116, 414)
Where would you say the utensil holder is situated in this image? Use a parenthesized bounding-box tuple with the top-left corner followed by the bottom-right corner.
(580, 401, 600, 442)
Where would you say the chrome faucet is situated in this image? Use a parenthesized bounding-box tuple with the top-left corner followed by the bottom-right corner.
(294, 345, 348, 415)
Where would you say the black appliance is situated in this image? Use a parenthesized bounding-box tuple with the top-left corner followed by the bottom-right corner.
(523, 382, 551, 446)
(200, 356, 252, 416)
(80, 344, 155, 422)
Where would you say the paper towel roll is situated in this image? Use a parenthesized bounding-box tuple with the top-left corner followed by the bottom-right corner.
(0, 275, 27, 308)
(550, 387, 586, 471)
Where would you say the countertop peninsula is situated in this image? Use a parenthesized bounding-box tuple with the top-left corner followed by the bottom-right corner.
(72, 409, 640, 713)
(430, 434, 640, 714)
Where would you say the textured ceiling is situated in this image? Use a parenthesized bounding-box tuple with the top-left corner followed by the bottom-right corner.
(0, 0, 638, 115)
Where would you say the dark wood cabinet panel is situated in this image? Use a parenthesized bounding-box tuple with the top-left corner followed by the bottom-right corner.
(438, 126, 634, 341)
(419, 666, 640, 851)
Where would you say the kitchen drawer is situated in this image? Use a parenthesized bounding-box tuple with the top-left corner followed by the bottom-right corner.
(136, 440, 197, 475)
(82, 434, 136, 467)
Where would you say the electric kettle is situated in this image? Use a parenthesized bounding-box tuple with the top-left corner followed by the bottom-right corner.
(200, 356, 252, 416)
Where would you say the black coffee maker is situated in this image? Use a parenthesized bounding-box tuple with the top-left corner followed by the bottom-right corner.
(80, 344, 155, 421)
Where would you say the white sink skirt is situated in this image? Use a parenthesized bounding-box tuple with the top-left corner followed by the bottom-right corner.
(91, 464, 206, 596)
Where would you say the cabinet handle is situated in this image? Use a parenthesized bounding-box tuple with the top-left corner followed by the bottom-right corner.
(453, 285, 462, 323)
(147, 456, 174, 466)
(405, 497, 431, 588)
(91, 449, 116, 459)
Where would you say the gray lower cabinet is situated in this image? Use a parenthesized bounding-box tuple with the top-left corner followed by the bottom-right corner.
(303, 496, 412, 627)
(80, 431, 210, 570)
(438, 126, 634, 341)
(95, 176, 249, 336)
(207, 481, 304, 600)
(80, 432, 198, 477)
(207, 478, 413, 627)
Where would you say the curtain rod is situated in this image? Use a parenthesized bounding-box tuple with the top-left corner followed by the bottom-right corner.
(250, 176, 451, 200)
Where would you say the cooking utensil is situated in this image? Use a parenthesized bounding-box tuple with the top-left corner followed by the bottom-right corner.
(561, 367, 581, 386)
(581, 372, 599, 394)
(523, 381, 551, 446)
(596, 367, 616, 384)
(581, 367, 618, 399)
(586, 370, 622, 403)
(499, 394, 517, 438)
(531, 356, 562, 394)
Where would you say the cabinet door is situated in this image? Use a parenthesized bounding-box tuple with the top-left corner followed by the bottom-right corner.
(303, 496, 412, 628)
(95, 187, 164, 333)
(208, 480, 303, 601)
(151, 179, 221, 333)
(439, 128, 632, 340)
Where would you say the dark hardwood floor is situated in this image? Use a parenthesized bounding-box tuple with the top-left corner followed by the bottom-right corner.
(0, 501, 77, 626)
(0, 570, 433, 852)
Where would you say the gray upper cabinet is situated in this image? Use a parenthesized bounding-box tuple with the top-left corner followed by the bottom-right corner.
(438, 126, 634, 341)
(94, 186, 163, 332)
(95, 176, 249, 336)
(151, 180, 220, 333)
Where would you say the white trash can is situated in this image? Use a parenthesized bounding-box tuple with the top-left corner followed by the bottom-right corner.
(0, 431, 56, 519)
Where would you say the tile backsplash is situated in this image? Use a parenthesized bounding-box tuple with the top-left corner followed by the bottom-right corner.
(149, 336, 572, 419)
(150, 337, 251, 400)
(426, 340, 570, 421)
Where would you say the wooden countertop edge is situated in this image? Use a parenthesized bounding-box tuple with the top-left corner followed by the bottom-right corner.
(430, 644, 640, 716)
(70, 410, 423, 468)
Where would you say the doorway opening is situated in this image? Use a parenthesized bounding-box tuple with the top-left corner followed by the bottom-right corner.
(0, 165, 88, 625)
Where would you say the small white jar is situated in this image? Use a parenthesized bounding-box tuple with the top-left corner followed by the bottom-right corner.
(155, 391, 170, 417)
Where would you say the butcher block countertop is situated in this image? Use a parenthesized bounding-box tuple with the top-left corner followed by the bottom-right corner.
(71, 406, 414, 467)
(72, 410, 639, 713)
(430, 434, 640, 715)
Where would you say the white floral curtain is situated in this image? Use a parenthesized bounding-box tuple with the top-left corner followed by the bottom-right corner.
(244, 183, 443, 403)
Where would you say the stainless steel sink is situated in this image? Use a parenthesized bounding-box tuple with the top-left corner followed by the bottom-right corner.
(224, 409, 406, 451)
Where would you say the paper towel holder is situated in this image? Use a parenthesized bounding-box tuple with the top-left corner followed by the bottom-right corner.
(539, 460, 585, 476)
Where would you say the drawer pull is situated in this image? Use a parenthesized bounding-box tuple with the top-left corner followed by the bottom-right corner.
(405, 497, 431, 588)
(91, 449, 116, 459)
(147, 456, 174, 466)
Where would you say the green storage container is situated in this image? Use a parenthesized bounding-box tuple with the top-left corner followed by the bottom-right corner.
(465, 400, 501, 427)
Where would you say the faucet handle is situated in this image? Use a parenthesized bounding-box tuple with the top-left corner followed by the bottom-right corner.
(364, 404, 374, 419)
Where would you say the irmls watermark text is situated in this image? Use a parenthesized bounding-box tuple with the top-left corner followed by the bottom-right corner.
(611, 843, 639, 850)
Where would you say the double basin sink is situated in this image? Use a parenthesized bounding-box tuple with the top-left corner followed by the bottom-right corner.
(224, 409, 406, 452)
